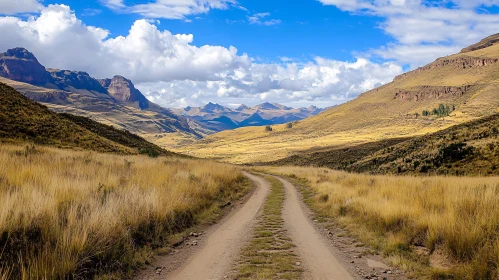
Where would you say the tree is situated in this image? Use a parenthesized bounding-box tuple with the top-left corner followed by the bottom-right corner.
(265, 125, 273, 132)
(286, 122, 293, 129)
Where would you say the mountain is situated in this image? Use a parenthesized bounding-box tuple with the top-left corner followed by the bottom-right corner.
(171, 102, 323, 134)
(0, 82, 172, 156)
(0, 48, 201, 147)
(178, 33, 499, 164)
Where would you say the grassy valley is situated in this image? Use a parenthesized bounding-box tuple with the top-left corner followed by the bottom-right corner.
(179, 36, 499, 164)
(3, 28, 499, 280)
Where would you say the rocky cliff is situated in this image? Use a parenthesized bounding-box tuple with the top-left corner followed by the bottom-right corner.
(394, 56, 499, 81)
(98, 76, 150, 109)
(48, 68, 108, 93)
(394, 85, 474, 102)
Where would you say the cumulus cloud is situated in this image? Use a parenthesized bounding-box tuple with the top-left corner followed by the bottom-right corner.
(248, 12, 281, 26)
(319, 0, 499, 67)
(0, 0, 42, 14)
(101, 0, 237, 19)
(0, 4, 402, 108)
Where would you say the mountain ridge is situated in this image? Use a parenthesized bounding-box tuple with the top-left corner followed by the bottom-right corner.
(0, 47, 202, 147)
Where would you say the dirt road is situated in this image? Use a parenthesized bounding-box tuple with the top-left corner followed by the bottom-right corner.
(138, 173, 362, 280)
(276, 176, 355, 280)
(160, 172, 270, 280)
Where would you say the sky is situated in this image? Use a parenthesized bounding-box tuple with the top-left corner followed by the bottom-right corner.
(0, 1, 499, 108)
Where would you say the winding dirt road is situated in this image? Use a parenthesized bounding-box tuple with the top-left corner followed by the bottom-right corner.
(161, 172, 270, 280)
(276, 176, 355, 280)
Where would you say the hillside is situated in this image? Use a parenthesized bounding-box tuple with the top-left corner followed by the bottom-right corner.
(0, 82, 172, 155)
(0, 48, 201, 147)
(272, 112, 499, 175)
(179, 34, 499, 163)
(171, 102, 322, 134)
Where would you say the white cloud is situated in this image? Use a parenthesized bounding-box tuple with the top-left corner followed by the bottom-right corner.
(248, 12, 281, 26)
(0, 4, 402, 108)
(101, 0, 237, 19)
(319, 0, 499, 67)
(0, 0, 42, 14)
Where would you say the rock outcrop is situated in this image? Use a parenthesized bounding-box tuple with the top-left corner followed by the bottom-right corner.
(394, 85, 473, 102)
(461, 33, 499, 53)
(98, 76, 150, 109)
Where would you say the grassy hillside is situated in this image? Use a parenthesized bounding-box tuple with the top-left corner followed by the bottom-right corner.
(0, 82, 171, 155)
(0, 144, 248, 279)
(273, 113, 499, 176)
(179, 34, 499, 164)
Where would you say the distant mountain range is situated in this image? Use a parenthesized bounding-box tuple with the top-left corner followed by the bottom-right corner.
(0, 47, 323, 146)
(171, 102, 323, 133)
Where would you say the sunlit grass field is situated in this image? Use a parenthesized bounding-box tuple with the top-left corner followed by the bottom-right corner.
(261, 166, 499, 279)
(0, 144, 247, 279)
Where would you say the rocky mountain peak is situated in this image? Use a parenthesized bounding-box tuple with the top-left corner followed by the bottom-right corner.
(257, 102, 280, 110)
(235, 104, 249, 111)
(201, 102, 228, 113)
(2, 47, 38, 61)
(0, 48, 50, 85)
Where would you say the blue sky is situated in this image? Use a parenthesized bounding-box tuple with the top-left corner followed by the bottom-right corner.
(0, 0, 499, 108)
(43, 0, 390, 64)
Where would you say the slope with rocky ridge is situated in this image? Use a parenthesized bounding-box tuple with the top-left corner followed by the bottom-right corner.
(171, 102, 323, 133)
(178, 33, 499, 164)
(0, 82, 172, 156)
(0, 47, 201, 147)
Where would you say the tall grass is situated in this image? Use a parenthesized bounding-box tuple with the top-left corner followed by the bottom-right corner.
(0, 144, 246, 279)
(263, 166, 499, 279)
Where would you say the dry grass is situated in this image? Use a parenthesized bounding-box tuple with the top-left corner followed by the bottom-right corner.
(0, 144, 247, 279)
(260, 166, 499, 279)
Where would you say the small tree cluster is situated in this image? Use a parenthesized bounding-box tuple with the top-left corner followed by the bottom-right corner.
(422, 104, 455, 117)
(286, 122, 293, 129)
(265, 125, 273, 132)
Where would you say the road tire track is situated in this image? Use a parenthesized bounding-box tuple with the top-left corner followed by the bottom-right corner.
(159, 171, 270, 280)
(275, 175, 356, 280)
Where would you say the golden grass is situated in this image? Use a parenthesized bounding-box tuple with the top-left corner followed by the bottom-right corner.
(0, 144, 247, 279)
(260, 166, 499, 279)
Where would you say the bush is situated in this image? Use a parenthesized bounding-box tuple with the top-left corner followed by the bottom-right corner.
(286, 123, 293, 129)
(265, 125, 273, 132)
